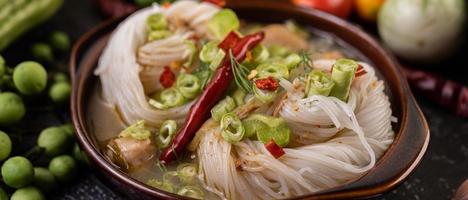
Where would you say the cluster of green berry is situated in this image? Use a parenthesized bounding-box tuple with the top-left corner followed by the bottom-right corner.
(0, 31, 87, 200)
(0, 125, 88, 200)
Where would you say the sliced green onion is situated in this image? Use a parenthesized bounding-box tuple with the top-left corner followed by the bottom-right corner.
(147, 30, 172, 41)
(207, 9, 240, 39)
(242, 118, 269, 138)
(211, 96, 236, 121)
(305, 70, 335, 97)
(268, 45, 290, 57)
(329, 59, 358, 101)
(150, 88, 186, 109)
(119, 120, 151, 140)
(208, 49, 226, 71)
(256, 63, 289, 79)
(199, 41, 220, 63)
(176, 73, 201, 99)
(146, 13, 168, 31)
(232, 89, 246, 106)
(244, 114, 290, 147)
(192, 62, 212, 89)
(253, 85, 277, 103)
(251, 44, 269, 64)
(177, 186, 204, 199)
(220, 113, 245, 143)
(156, 120, 177, 149)
(147, 179, 175, 193)
(176, 163, 197, 184)
(282, 53, 301, 69)
(183, 40, 197, 68)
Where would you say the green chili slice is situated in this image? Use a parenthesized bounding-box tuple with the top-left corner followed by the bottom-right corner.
(177, 186, 204, 199)
(211, 96, 236, 121)
(119, 120, 151, 140)
(243, 114, 290, 147)
(176, 163, 197, 184)
(220, 113, 245, 143)
(329, 58, 358, 101)
(156, 120, 177, 149)
(256, 63, 289, 79)
(305, 70, 335, 97)
(176, 73, 201, 99)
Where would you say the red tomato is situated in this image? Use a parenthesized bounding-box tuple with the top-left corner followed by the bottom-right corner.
(291, 0, 353, 19)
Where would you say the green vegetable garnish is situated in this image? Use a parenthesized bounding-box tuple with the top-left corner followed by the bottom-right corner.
(253, 85, 277, 103)
(256, 63, 289, 79)
(149, 88, 186, 109)
(220, 113, 245, 143)
(192, 62, 213, 89)
(230, 50, 253, 93)
(211, 96, 236, 121)
(305, 70, 335, 97)
(329, 58, 358, 101)
(146, 13, 168, 31)
(176, 163, 198, 184)
(177, 186, 205, 199)
(232, 89, 246, 106)
(176, 73, 201, 99)
(183, 40, 197, 68)
(119, 120, 152, 140)
(242, 114, 291, 147)
(147, 178, 174, 193)
(147, 30, 172, 41)
(199, 41, 220, 62)
(208, 9, 240, 39)
(156, 120, 177, 149)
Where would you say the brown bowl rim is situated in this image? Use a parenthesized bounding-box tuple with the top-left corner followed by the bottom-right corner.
(70, 2, 430, 199)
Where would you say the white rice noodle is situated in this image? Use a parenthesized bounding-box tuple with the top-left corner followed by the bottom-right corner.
(163, 0, 220, 39)
(95, 6, 193, 127)
(197, 60, 395, 199)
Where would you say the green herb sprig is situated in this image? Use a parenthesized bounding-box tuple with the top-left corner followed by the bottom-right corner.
(230, 50, 253, 93)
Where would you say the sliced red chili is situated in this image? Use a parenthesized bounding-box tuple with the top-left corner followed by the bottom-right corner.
(160, 66, 176, 88)
(255, 76, 279, 91)
(218, 31, 242, 52)
(265, 140, 285, 159)
(203, 0, 226, 7)
(355, 64, 367, 77)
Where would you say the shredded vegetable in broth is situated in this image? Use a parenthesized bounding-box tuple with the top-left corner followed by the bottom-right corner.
(87, 1, 395, 199)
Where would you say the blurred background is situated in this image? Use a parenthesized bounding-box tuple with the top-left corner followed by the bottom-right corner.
(0, 0, 467, 199)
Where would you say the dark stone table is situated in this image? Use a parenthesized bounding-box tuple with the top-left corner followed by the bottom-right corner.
(3, 0, 467, 199)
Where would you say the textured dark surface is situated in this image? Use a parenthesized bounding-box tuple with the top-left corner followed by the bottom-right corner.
(2, 0, 467, 199)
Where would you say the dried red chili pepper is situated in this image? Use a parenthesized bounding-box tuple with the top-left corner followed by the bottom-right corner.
(255, 76, 279, 91)
(96, 0, 137, 18)
(159, 31, 265, 164)
(203, 0, 226, 7)
(265, 140, 285, 159)
(160, 66, 176, 88)
(403, 67, 468, 117)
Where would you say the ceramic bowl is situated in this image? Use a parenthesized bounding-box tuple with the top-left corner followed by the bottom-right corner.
(70, 1, 430, 199)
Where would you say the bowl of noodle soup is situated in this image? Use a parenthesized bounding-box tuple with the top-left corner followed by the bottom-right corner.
(70, 0, 429, 199)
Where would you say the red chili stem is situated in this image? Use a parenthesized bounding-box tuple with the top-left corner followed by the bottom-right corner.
(403, 66, 468, 117)
(159, 31, 265, 164)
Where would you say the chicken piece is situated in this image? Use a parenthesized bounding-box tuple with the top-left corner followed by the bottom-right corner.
(262, 24, 309, 51)
(107, 137, 156, 170)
